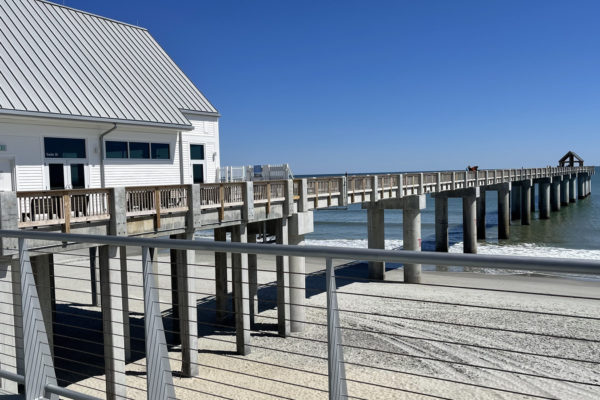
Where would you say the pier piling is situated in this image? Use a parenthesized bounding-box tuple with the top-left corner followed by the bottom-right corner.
(367, 207, 385, 280)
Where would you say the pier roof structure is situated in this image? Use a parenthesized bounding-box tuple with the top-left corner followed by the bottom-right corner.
(558, 151, 584, 167)
(0, 0, 218, 130)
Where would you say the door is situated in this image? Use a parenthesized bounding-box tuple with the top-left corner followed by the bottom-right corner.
(49, 163, 65, 190)
(193, 164, 204, 184)
(190, 144, 205, 183)
(0, 159, 13, 191)
(70, 164, 85, 189)
(49, 163, 86, 190)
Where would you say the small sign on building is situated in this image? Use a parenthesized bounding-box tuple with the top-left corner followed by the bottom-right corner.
(0, 144, 6, 151)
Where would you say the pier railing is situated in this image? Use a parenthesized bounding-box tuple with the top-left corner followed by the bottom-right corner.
(17, 188, 111, 232)
(11, 166, 595, 231)
(0, 229, 599, 399)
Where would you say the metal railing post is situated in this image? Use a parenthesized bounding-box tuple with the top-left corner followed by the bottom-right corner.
(142, 246, 176, 399)
(18, 238, 58, 400)
(326, 257, 347, 400)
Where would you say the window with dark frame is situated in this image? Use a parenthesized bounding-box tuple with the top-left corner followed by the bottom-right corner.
(105, 141, 128, 158)
(151, 143, 170, 159)
(190, 144, 204, 160)
(129, 142, 150, 159)
(44, 137, 86, 158)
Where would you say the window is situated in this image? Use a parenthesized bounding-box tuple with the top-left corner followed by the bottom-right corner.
(190, 144, 204, 160)
(129, 142, 150, 159)
(151, 143, 170, 159)
(44, 137, 86, 158)
(105, 141, 128, 158)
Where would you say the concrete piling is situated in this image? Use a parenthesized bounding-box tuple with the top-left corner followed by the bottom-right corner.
(539, 179, 551, 219)
(214, 228, 228, 321)
(551, 179, 561, 211)
(247, 233, 258, 328)
(520, 181, 531, 225)
(561, 177, 569, 206)
(402, 195, 425, 283)
(231, 224, 251, 355)
(530, 183, 536, 212)
(170, 232, 199, 377)
(497, 187, 510, 239)
(435, 197, 449, 252)
(289, 232, 306, 333)
(462, 194, 477, 253)
(99, 246, 127, 399)
(276, 218, 290, 338)
(476, 190, 486, 240)
(569, 174, 577, 202)
(367, 207, 385, 280)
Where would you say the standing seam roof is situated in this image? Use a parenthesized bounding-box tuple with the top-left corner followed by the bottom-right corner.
(0, 0, 218, 128)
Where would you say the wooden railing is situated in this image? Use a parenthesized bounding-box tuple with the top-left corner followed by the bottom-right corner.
(12, 166, 595, 231)
(17, 188, 110, 231)
(126, 185, 189, 229)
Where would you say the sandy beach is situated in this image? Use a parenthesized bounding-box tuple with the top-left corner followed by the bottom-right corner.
(45, 249, 600, 399)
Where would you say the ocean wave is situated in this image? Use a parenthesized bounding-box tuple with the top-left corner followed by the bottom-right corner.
(448, 242, 600, 260)
(305, 238, 403, 249)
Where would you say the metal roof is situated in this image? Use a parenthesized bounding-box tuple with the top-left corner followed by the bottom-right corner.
(0, 0, 218, 129)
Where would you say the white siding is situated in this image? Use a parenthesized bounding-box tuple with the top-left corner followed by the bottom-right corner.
(0, 121, 102, 190)
(0, 116, 186, 190)
(182, 114, 220, 183)
(103, 131, 180, 187)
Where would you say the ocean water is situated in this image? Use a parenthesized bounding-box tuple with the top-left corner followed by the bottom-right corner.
(304, 168, 600, 276)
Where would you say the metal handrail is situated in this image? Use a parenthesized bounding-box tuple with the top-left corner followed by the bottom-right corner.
(2, 229, 600, 275)
(0, 370, 100, 400)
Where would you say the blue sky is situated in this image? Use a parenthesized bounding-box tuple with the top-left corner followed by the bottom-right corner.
(63, 0, 599, 174)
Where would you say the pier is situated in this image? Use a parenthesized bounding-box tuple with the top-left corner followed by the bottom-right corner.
(0, 165, 595, 399)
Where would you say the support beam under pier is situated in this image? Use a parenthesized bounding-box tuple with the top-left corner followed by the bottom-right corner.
(435, 197, 448, 252)
(364, 195, 425, 283)
(288, 211, 313, 333)
(432, 188, 478, 253)
(530, 183, 536, 212)
(276, 218, 290, 337)
(561, 176, 570, 206)
(569, 174, 577, 203)
(231, 224, 251, 355)
(367, 207, 385, 280)
(551, 178, 561, 211)
(403, 196, 425, 282)
(476, 190, 486, 240)
(578, 174, 585, 199)
(99, 246, 127, 399)
(214, 228, 228, 322)
(170, 232, 199, 377)
(538, 179, 551, 219)
(247, 233, 258, 328)
(462, 193, 477, 253)
(520, 180, 532, 226)
(289, 231, 306, 332)
(497, 185, 510, 239)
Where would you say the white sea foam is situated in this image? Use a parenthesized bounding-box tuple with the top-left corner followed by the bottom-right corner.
(449, 241, 600, 260)
(305, 238, 403, 250)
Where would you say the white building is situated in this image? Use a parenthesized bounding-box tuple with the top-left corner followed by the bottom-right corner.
(0, 0, 220, 191)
